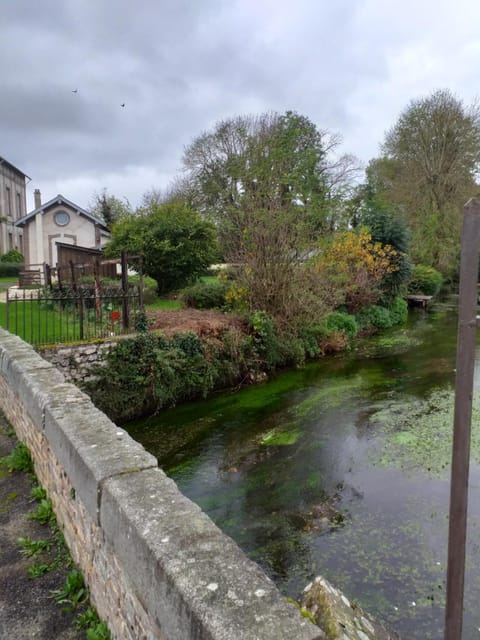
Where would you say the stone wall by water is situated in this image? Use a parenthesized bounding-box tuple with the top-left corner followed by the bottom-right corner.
(38, 341, 114, 384)
(0, 328, 321, 640)
(19, 335, 399, 640)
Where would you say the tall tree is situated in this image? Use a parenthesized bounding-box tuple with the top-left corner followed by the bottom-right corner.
(182, 111, 359, 257)
(105, 202, 217, 294)
(379, 89, 480, 274)
(88, 189, 132, 230)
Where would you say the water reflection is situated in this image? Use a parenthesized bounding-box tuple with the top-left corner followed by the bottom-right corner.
(126, 307, 480, 639)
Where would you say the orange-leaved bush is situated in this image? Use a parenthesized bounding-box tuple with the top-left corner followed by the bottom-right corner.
(313, 229, 400, 313)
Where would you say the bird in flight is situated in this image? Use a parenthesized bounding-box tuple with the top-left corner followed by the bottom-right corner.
(120, 103, 125, 107)
(72, 89, 78, 93)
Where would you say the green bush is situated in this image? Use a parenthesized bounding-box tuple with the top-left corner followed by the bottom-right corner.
(408, 264, 443, 296)
(129, 275, 157, 304)
(251, 311, 284, 370)
(357, 305, 393, 330)
(105, 201, 218, 294)
(389, 296, 408, 325)
(299, 323, 329, 358)
(82, 332, 219, 422)
(0, 262, 23, 277)
(180, 280, 229, 309)
(325, 312, 358, 339)
(0, 248, 24, 263)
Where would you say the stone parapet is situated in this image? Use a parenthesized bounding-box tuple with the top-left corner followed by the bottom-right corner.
(0, 327, 322, 640)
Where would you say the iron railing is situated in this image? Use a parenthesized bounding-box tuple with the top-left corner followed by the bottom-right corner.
(5, 285, 142, 346)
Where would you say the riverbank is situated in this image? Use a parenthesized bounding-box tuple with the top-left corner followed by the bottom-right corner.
(63, 299, 408, 424)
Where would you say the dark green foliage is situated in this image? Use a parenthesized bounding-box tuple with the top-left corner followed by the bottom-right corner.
(28, 498, 55, 525)
(251, 311, 285, 371)
(361, 208, 412, 300)
(325, 312, 358, 339)
(357, 305, 393, 330)
(181, 279, 229, 309)
(0, 262, 23, 277)
(0, 442, 34, 473)
(51, 568, 88, 610)
(106, 202, 218, 294)
(1, 248, 24, 263)
(389, 296, 408, 325)
(298, 324, 329, 359)
(83, 332, 232, 422)
(76, 607, 111, 639)
(408, 264, 443, 296)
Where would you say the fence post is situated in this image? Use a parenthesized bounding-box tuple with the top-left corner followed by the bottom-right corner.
(5, 287, 9, 331)
(121, 250, 129, 329)
(445, 198, 480, 639)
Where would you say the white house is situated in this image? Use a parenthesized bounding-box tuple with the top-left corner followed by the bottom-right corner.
(15, 190, 110, 269)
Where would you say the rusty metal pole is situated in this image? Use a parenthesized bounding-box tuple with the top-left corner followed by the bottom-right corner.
(445, 198, 480, 639)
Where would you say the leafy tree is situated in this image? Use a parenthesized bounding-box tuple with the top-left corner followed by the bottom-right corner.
(233, 207, 340, 330)
(88, 189, 132, 230)
(105, 202, 217, 294)
(376, 89, 480, 274)
(182, 110, 359, 257)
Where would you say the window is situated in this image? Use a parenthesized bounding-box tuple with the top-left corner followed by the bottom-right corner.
(54, 210, 70, 226)
(16, 192, 21, 218)
(5, 186, 11, 216)
(8, 232, 13, 250)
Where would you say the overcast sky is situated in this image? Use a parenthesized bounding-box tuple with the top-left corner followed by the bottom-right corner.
(2, 0, 480, 212)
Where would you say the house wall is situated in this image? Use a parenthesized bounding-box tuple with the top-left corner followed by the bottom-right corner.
(25, 203, 101, 267)
(0, 161, 26, 255)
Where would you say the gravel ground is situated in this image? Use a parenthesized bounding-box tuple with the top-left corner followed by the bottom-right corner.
(0, 414, 84, 639)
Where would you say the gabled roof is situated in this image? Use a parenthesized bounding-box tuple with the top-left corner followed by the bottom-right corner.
(0, 156, 31, 180)
(15, 194, 109, 231)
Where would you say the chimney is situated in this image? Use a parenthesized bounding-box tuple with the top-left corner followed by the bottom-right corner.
(34, 189, 42, 209)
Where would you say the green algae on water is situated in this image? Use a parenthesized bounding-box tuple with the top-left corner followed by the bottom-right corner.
(261, 426, 302, 446)
(369, 388, 480, 477)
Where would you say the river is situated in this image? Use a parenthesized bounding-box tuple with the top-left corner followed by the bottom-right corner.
(126, 301, 480, 639)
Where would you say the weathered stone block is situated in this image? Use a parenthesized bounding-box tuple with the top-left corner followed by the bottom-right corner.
(101, 468, 323, 640)
(44, 386, 158, 522)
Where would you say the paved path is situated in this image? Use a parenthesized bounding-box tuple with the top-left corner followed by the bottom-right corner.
(0, 414, 83, 639)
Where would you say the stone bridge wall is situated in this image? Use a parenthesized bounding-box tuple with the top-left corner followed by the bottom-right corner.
(0, 328, 322, 640)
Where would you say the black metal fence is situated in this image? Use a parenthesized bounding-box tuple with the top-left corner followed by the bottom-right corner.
(6, 285, 142, 346)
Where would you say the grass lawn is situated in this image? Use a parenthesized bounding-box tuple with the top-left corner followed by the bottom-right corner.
(199, 275, 219, 285)
(0, 277, 17, 290)
(0, 300, 86, 344)
(145, 298, 183, 311)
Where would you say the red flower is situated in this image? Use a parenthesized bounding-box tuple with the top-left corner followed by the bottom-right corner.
(111, 310, 121, 322)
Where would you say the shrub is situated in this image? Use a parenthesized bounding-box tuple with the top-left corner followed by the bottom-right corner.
(129, 275, 157, 304)
(83, 332, 217, 422)
(0, 248, 24, 263)
(357, 305, 393, 330)
(105, 201, 218, 294)
(0, 262, 23, 277)
(299, 323, 330, 359)
(325, 312, 358, 339)
(251, 311, 284, 370)
(181, 280, 229, 309)
(408, 264, 443, 296)
(389, 296, 408, 325)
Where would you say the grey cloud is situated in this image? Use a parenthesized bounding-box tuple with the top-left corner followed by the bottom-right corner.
(2, 0, 480, 209)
